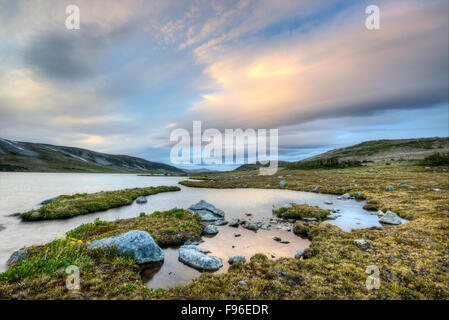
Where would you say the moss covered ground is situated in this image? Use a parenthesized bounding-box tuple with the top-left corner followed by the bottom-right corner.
(20, 186, 180, 221)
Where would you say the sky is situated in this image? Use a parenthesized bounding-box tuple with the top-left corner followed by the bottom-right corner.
(0, 0, 447, 170)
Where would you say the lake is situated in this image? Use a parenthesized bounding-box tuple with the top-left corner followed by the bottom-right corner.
(0, 172, 383, 287)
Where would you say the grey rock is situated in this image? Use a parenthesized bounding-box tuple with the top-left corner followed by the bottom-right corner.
(280, 241, 290, 244)
(239, 280, 248, 286)
(302, 217, 317, 222)
(234, 234, 241, 237)
(40, 196, 59, 205)
(180, 245, 210, 254)
(432, 188, 441, 192)
(229, 220, 240, 228)
(355, 191, 363, 197)
(241, 221, 259, 231)
(88, 230, 163, 265)
(310, 186, 319, 192)
(324, 201, 333, 205)
(295, 250, 304, 259)
(203, 224, 219, 235)
(385, 186, 396, 191)
(273, 236, 282, 242)
(188, 200, 225, 221)
(179, 245, 222, 271)
(8, 212, 21, 217)
(259, 223, 271, 230)
(326, 213, 339, 220)
(353, 239, 369, 249)
(265, 184, 271, 188)
(337, 193, 352, 200)
(243, 184, 248, 188)
(184, 240, 200, 245)
(214, 220, 228, 226)
(7, 248, 26, 266)
(376, 210, 385, 217)
(30, 211, 42, 219)
(397, 183, 407, 187)
(228, 255, 246, 264)
(135, 196, 147, 204)
(379, 211, 402, 225)
(279, 180, 287, 187)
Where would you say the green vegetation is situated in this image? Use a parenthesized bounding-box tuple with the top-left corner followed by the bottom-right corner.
(274, 204, 330, 220)
(67, 208, 203, 247)
(20, 186, 180, 221)
(0, 209, 203, 299)
(420, 152, 449, 166)
(286, 157, 362, 170)
(336, 137, 448, 157)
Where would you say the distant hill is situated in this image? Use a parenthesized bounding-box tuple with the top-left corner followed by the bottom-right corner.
(0, 138, 184, 173)
(234, 161, 290, 171)
(183, 168, 214, 173)
(287, 137, 448, 169)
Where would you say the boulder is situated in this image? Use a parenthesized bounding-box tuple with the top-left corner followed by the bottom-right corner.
(228, 255, 246, 264)
(203, 224, 219, 235)
(279, 180, 287, 187)
(353, 239, 370, 249)
(7, 248, 26, 266)
(229, 220, 240, 228)
(30, 211, 43, 219)
(376, 210, 385, 217)
(337, 193, 352, 200)
(379, 211, 402, 225)
(213, 220, 228, 226)
(40, 196, 59, 205)
(179, 245, 222, 271)
(385, 186, 396, 191)
(310, 186, 319, 192)
(87, 230, 163, 265)
(241, 220, 259, 231)
(135, 196, 148, 204)
(273, 236, 282, 242)
(302, 217, 317, 222)
(188, 200, 225, 222)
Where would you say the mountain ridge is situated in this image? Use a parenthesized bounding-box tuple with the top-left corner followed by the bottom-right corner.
(0, 138, 184, 173)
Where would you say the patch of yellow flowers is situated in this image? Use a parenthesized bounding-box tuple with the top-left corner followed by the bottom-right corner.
(61, 237, 91, 245)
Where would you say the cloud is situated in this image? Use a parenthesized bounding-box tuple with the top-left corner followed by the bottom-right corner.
(173, 0, 448, 132)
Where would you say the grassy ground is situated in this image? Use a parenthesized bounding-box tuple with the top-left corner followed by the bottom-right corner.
(20, 186, 180, 221)
(274, 204, 330, 220)
(1, 164, 448, 299)
(0, 209, 203, 299)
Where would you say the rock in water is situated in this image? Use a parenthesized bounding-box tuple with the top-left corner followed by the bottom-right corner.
(188, 200, 225, 222)
(40, 196, 59, 205)
(337, 193, 352, 200)
(228, 255, 246, 264)
(87, 230, 163, 265)
(203, 224, 219, 235)
(7, 248, 26, 266)
(241, 221, 259, 231)
(229, 220, 240, 227)
(295, 250, 304, 259)
(179, 245, 222, 271)
(136, 196, 148, 204)
(379, 211, 402, 225)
